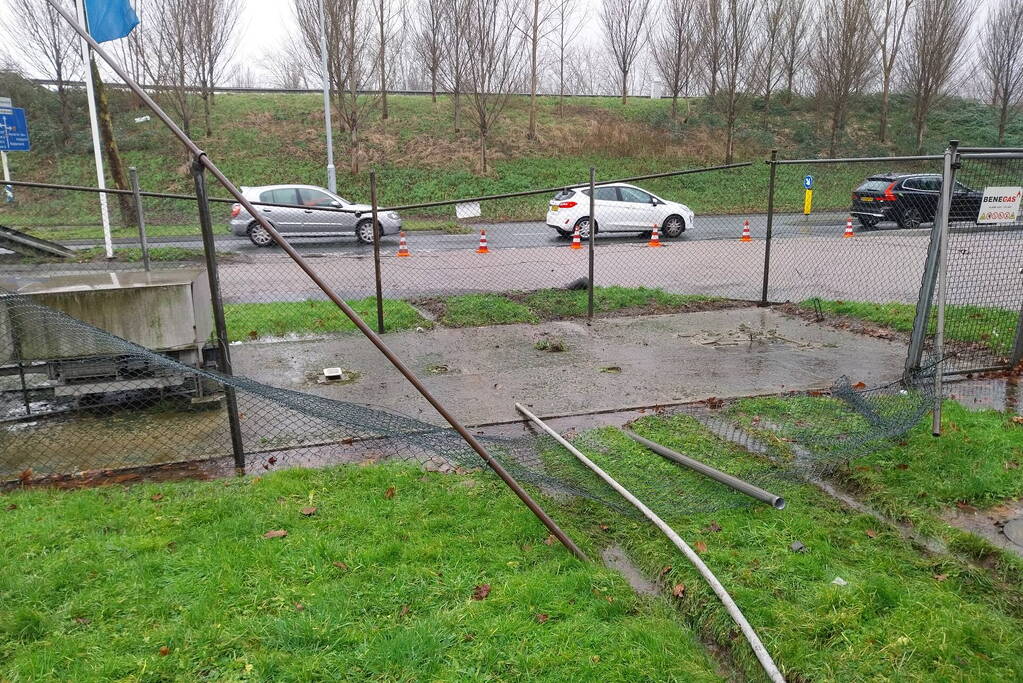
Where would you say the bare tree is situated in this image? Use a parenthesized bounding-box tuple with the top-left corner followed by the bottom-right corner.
(700, 0, 724, 96)
(297, 0, 379, 173)
(810, 0, 874, 155)
(262, 47, 310, 89)
(718, 0, 757, 163)
(653, 0, 698, 121)
(150, 0, 198, 138)
(757, 0, 786, 119)
(901, 0, 974, 152)
(414, 0, 445, 100)
(109, 0, 151, 109)
(376, 0, 405, 119)
(872, 0, 912, 143)
(600, 0, 653, 104)
(6, 0, 81, 146)
(549, 0, 583, 115)
(779, 0, 810, 100)
(439, 0, 471, 132)
(190, 0, 240, 137)
(463, 0, 523, 170)
(515, 0, 559, 138)
(980, 0, 1023, 144)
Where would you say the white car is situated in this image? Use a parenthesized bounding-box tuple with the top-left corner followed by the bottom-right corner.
(545, 183, 695, 238)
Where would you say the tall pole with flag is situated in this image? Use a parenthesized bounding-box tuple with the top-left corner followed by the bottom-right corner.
(75, 0, 139, 259)
(317, 0, 337, 193)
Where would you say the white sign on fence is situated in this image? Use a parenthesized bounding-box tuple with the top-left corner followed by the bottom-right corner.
(455, 201, 481, 219)
(977, 186, 1022, 224)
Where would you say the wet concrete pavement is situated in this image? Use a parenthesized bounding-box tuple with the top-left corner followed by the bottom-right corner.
(231, 307, 908, 427)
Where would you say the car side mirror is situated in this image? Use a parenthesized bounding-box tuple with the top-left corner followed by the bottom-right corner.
(650, 199, 659, 206)
(330, 200, 342, 207)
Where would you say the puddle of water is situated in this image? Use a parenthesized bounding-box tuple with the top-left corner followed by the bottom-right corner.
(941, 500, 1023, 557)
(600, 544, 660, 596)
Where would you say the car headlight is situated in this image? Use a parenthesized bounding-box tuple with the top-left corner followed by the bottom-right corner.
(387, 211, 400, 220)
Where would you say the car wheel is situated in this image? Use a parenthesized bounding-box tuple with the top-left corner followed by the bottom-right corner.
(662, 214, 686, 238)
(897, 207, 922, 230)
(554, 227, 573, 238)
(574, 217, 597, 238)
(356, 219, 376, 245)
(857, 216, 879, 230)
(248, 222, 274, 247)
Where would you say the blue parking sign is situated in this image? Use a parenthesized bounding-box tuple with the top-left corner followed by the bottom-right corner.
(0, 107, 31, 152)
(803, 175, 814, 190)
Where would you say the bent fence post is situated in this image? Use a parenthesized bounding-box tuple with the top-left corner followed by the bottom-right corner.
(760, 150, 778, 306)
(370, 171, 385, 335)
(47, 0, 588, 563)
(588, 167, 595, 319)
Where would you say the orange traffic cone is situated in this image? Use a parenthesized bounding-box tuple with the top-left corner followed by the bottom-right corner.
(476, 229, 490, 253)
(570, 224, 583, 249)
(648, 224, 662, 247)
(396, 231, 411, 257)
(740, 219, 752, 242)
(843, 217, 854, 238)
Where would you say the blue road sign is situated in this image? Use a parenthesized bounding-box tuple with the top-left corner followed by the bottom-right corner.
(0, 107, 31, 152)
(803, 175, 814, 190)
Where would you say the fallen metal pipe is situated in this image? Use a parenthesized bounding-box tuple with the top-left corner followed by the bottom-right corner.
(623, 429, 786, 510)
(515, 403, 786, 683)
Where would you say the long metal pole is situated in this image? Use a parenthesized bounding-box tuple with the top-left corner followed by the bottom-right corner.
(932, 140, 957, 436)
(514, 403, 785, 683)
(370, 171, 385, 334)
(128, 167, 150, 271)
(1012, 302, 1023, 367)
(75, 0, 113, 259)
(192, 160, 246, 470)
(317, 0, 337, 193)
(587, 167, 595, 319)
(47, 0, 587, 563)
(623, 430, 785, 509)
(760, 150, 778, 306)
(1, 150, 11, 203)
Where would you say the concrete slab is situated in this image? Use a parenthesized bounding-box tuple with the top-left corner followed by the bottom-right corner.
(231, 307, 908, 427)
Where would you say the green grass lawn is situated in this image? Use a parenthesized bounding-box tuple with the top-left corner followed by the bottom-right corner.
(0, 465, 721, 681)
(424, 287, 729, 328)
(223, 299, 429, 342)
(801, 299, 1021, 357)
(551, 413, 1023, 681)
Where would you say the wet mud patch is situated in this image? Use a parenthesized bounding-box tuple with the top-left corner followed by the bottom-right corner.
(941, 499, 1023, 557)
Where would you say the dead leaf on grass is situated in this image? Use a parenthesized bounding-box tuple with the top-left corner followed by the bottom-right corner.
(384, 486, 396, 499)
(399, 605, 410, 617)
(865, 529, 878, 538)
(535, 613, 549, 623)
(672, 583, 687, 598)
(599, 523, 610, 532)
(934, 573, 948, 582)
(694, 541, 708, 553)
(332, 561, 349, 570)
(73, 617, 91, 624)
(706, 397, 724, 409)
(659, 565, 672, 577)
(852, 381, 867, 389)
(955, 501, 978, 513)
(294, 603, 305, 611)
(263, 529, 288, 539)
(707, 521, 722, 533)
(158, 646, 171, 656)
(895, 464, 909, 470)
(300, 506, 318, 516)
(5, 504, 17, 511)
(544, 535, 556, 546)
(471, 584, 491, 600)
(1011, 416, 1023, 425)
(151, 493, 164, 502)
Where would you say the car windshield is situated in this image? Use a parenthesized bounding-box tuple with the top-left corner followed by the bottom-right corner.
(856, 180, 891, 193)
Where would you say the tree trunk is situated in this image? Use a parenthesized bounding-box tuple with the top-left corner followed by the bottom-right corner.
(621, 69, 628, 105)
(878, 74, 891, 143)
(670, 94, 678, 120)
(380, 0, 389, 120)
(528, 0, 539, 140)
(203, 92, 212, 138)
(91, 59, 136, 227)
(431, 69, 437, 102)
(56, 80, 72, 147)
(454, 89, 461, 132)
(997, 95, 1009, 144)
(480, 131, 488, 173)
(351, 118, 360, 174)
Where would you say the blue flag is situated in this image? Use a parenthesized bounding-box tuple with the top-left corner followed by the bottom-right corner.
(84, 0, 140, 43)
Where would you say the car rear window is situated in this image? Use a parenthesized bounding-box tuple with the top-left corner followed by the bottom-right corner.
(553, 189, 576, 201)
(259, 188, 299, 205)
(856, 180, 890, 193)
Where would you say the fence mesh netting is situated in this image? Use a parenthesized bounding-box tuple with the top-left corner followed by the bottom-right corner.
(0, 293, 937, 519)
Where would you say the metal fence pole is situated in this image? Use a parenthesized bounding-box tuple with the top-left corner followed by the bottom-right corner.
(932, 140, 958, 436)
(370, 171, 385, 334)
(128, 166, 150, 271)
(191, 158, 246, 471)
(760, 150, 778, 306)
(1012, 304, 1023, 367)
(588, 167, 595, 319)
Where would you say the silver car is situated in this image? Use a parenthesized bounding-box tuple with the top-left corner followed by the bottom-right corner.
(229, 184, 402, 247)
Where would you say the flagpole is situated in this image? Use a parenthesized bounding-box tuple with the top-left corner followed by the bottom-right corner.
(317, 0, 336, 193)
(76, 0, 114, 259)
